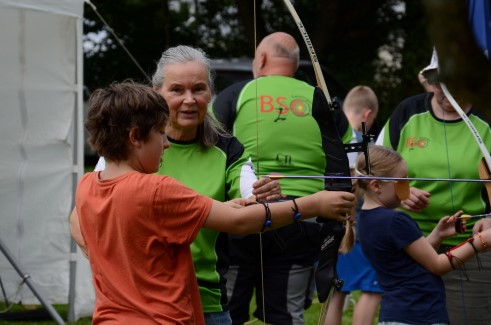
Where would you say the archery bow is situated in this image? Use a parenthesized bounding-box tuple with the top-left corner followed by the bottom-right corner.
(280, 1, 354, 323)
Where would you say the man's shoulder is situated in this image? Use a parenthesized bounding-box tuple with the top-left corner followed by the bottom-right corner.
(396, 92, 431, 111)
(470, 106, 491, 126)
(263, 75, 313, 88)
(249, 76, 315, 99)
(215, 134, 244, 153)
(217, 76, 312, 96)
(390, 92, 432, 122)
(216, 79, 252, 97)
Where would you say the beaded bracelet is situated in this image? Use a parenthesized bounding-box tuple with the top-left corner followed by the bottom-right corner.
(477, 232, 488, 251)
(291, 199, 301, 222)
(259, 202, 272, 233)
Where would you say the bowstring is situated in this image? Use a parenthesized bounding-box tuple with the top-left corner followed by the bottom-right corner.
(440, 88, 468, 324)
(85, 0, 150, 82)
(252, 1, 267, 322)
(441, 106, 456, 212)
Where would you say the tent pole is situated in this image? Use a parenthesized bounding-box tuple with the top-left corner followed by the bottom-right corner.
(67, 238, 78, 322)
(67, 14, 86, 322)
(0, 238, 65, 325)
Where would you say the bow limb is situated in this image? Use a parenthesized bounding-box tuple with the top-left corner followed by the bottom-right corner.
(440, 83, 491, 203)
(281, 1, 353, 323)
(281, 0, 332, 104)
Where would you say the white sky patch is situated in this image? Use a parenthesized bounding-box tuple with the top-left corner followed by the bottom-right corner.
(379, 48, 393, 64)
(373, 1, 405, 86)
(170, 0, 196, 13)
(183, 15, 196, 27)
(83, 30, 108, 53)
(393, 2, 405, 13)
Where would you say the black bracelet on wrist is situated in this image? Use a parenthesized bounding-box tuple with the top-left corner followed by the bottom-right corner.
(467, 236, 479, 255)
(259, 202, 272, 233)
(291, 198, 301, 222)
(467, 236, 483, 270)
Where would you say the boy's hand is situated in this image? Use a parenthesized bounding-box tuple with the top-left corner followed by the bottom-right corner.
(225, 198, 254, 208)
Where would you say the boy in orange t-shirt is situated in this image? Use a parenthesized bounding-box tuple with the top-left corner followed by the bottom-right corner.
(71, 81, 354, 324)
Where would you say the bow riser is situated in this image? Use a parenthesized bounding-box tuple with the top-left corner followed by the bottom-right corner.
(281, 1, 353, 324)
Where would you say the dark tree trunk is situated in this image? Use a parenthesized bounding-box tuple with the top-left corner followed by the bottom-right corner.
(422, 0, 491, 118)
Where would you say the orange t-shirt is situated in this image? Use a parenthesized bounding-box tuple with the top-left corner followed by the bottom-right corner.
(76, 171, 213, 324)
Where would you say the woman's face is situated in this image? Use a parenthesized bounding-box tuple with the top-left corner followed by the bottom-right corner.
(432, 83, 468, 115)
(157, 61, 212, 140)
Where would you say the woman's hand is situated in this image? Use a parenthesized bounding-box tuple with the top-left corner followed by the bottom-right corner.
(251, 177, 283, 202)
(472, 218, 491, 234)
(400, 187, 431, 212)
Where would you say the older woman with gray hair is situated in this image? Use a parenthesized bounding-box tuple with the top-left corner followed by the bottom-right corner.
(152, 45, 282, 325)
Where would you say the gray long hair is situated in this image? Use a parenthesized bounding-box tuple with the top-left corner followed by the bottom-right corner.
(152, 45, 228, 149)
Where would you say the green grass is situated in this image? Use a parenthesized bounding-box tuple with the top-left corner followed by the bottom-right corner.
(0, 304, 91, 325)
(243, 291, 358, 325)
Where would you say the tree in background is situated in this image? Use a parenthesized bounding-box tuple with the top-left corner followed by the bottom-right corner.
(83, 0, 433, 125)
(423, 0, 491, 119)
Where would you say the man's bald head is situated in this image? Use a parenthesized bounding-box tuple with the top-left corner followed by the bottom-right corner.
(253, 32, 300, 78)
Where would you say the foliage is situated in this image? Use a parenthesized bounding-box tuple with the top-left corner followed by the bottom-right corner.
(83, 0, 434, 129)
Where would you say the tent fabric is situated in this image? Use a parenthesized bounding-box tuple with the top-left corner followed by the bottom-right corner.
(0, 0, 83, 18)
(0, 0, 93, 320)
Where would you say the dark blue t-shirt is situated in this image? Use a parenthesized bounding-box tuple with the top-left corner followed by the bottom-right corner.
(357, 207, 449, 324)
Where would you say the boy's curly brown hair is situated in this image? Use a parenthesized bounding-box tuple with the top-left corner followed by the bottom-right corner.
(85, 81, 168, 161)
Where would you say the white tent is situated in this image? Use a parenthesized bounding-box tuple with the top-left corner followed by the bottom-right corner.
(0, 0, 94, 321)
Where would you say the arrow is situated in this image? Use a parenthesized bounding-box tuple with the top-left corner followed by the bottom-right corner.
(263, 174, 491, 183)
